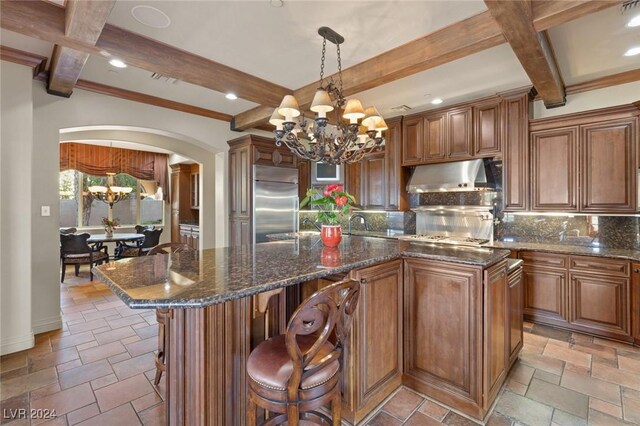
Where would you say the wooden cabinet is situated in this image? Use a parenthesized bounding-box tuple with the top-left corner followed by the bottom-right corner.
(520, 251, 633, 342)
(361, 152, 385, 209)
(342, 261, 403, 424)
(384, 117, 406, 211)
(190, 165, 200, 209)
(502, 91, 531, 211)
(297, 160, 310, 202)
(424, 113, 446, 161)
(529, 108, 639, 213)
(531, 127, 578, 211)
(229, 144, 251, 219)
(252, 143, 297, 168)
(179, 224, 199, 250)
(507, 266, 523, 367)
(229, 219, 251, 247)
(474, 100, 502, 157)
(447, 107, 473, 159)
(170, 164, 197, 243)
(483, 261, 508, 410)
(632, 264, 640, 346)
(580, 119, 637, 212)
(402, 116, 423, 165)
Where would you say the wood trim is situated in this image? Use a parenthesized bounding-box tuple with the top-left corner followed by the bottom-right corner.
(74, 79, 233, 122)
(0, 45, 47, 77)
(232, 1, 616, 130)
(565, 68, 640, 96)
(530, 103, 640, 131)
(485, 1, 565, 107)
(48, 0, 115, 96)
(0, 0, 293, 107)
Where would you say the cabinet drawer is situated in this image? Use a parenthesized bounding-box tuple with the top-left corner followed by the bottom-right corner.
(519, 251, 568, 269)
(570, 256, 629, 277)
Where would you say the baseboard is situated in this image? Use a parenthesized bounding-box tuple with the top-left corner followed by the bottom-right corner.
(1, 332, 34, 356)
(32, 315, 63, 335)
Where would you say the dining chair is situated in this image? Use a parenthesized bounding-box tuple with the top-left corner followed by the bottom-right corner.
(118, 228, 163, 257)
(60, 233, 109, 282)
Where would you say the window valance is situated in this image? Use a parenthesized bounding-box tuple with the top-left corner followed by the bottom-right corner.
(60, 143, 169, 199)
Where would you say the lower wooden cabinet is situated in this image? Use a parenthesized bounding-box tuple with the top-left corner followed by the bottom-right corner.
(179, 224, 199, 250)
(342, 260, 403, 424)
(633, 264, 640, 346)
(507, 267, 523, 367)
(402, 258, 511, 419)
(520, 251, 633, 342)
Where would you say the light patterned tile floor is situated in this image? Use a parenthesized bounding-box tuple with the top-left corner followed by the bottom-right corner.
(1, 267, 640, 425)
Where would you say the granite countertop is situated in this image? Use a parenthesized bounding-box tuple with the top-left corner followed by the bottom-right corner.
(93, 236, 510, 309)
(487, 241, 640, 262)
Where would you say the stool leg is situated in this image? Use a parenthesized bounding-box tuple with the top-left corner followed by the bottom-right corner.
(332, 388, 341, 426)
(287, 404, 299, 426)
(154, 309, 167, 386)
(247, 395, 257, 426)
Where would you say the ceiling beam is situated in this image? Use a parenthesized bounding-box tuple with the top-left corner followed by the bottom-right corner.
(0, 0, 292, 106)
(485, 0, 565, 107)
(48, 0, 115, 97)
(566, 68, 640, 95)
(0, 45, 47, 77)
(233, 0, 617, 130)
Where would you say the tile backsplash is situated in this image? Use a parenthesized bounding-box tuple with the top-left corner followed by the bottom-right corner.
(497, 214, 640, 249)
(299, 210, 415, 234)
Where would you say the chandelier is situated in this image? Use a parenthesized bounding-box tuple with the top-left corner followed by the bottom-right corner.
(87, 143, 132, 207)
(271, 27, 387, 165)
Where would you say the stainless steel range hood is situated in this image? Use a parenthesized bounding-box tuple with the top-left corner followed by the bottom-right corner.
(407, 159, 496, 193)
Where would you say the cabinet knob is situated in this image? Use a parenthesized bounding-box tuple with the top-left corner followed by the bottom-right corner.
(360, 278, 367, 284)
(634, 268, 640, 273)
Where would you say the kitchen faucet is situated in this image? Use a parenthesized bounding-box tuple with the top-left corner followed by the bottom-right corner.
(301, 217, 321, 231)
(348, 213, 371, 235)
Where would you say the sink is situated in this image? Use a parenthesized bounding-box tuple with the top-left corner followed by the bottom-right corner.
(285, 231, 320, 237)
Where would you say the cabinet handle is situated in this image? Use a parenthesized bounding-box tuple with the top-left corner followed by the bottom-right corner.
(360, 278, 367, 284)
(634, 268, 640, 273)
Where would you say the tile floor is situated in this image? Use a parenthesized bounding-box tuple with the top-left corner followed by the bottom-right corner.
(1, 267, 640, 425)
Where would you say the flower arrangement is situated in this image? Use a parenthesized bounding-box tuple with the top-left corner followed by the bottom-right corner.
(102, 217, 120, 234)
(300, 184, 356, 225)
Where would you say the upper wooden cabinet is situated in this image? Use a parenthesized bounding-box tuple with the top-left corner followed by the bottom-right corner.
(502, 92, 531, 211)
(361, 152, 385, 209)
(401, 97, 508, 166)
(530, 109, 639, 213)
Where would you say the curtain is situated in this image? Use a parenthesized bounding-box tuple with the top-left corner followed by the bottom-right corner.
(60, 143, 169, 199)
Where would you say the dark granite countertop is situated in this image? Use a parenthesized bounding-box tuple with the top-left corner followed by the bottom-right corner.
(93, 236, 509, 309)
(487, 241, 640, 262)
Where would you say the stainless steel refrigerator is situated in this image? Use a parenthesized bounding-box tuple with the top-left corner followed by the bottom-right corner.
(253, 165, 299, 243)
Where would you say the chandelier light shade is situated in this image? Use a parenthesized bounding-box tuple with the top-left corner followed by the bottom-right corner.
(272, 27, 386, 164)
(88, 173, 133, 208)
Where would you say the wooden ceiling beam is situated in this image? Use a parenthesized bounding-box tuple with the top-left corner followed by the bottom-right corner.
(48, 0, 115, 97)
(233, 0, 617, 130)
(485, 0, 565, 107)
(0, 45, 47, 77)
(0, 0, 292, 106)
(566, 68, 640, 95)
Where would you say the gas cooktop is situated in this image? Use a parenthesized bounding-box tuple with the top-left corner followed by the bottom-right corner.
(398, 234, 490, 247)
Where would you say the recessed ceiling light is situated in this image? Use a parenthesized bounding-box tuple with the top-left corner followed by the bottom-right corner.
(270, 0, 284, 7)
(624, 46, 640, 56)
(628, 14, 640, 27)
(225, 93, 238, 100)
(131, 5, 171, 29)
(431, 98, 444, 105)
(109, 59, 127, 68)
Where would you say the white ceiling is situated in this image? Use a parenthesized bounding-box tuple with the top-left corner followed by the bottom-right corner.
(0, 1, 637, 120)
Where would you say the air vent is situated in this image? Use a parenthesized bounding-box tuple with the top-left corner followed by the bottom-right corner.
(622, 0, 639, 12)
(150, 73, 179, 84)
(391, 104, 412, 112)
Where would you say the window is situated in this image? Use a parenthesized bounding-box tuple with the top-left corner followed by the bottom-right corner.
(59, 170, 164, 228)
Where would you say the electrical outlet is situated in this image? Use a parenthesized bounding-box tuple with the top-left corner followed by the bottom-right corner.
(41, 206, 50, 217)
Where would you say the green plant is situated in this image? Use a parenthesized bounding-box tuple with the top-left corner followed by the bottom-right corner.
(300, 184, 356, 225)
(102, 217, 120, 229)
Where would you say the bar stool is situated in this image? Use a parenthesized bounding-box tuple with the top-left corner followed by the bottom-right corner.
(246, 279, 360, 426)
(146, 243, 194, 386)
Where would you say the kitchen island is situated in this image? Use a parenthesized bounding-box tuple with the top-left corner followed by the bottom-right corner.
(93, 236, 514, 425)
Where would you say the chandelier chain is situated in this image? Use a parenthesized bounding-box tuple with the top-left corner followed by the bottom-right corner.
(319, 37, 327, 87)
(336, 43, 343, 95)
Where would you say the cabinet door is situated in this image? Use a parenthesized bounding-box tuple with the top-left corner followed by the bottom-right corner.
(384, 117, 404, 210)
(474, 101, 501, 157)
(502, 94, 529, 211)
(402, 116, 424, 165)
(569, 272, 630, 339)
(229, 147, 251, 218)
(230, 219, 251, 247)
(483, 262, 508, 410)
(447, 107, 473, 159)
(403, 259, 482, 408)
(632, 264, 640, 345)
(252, 144, 297, 168)
(297, 160, 310, 202)
(191, 230, 199, 250)
(531, 127, 578, 211)
(580, 119, 637, 212)
(361, 152, 385, 209)
(343, 261, 403, 424)
(507, 268, 523, 367)
(523, 266, 568, 325)
(171, 210, 180, 243)
(424, 113, 446, 161)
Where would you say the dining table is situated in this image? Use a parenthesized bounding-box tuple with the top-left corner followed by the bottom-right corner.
(88, 233, 145, 259)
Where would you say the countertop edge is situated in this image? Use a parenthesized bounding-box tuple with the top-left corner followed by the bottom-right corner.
(487, 242, 640, 262)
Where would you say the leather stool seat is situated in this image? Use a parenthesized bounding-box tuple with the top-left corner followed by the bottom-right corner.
(247, 335, 339, 391)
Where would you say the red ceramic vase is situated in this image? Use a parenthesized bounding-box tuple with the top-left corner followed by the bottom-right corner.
(321, 247, 341, 267)
(321, 225, 342, 247)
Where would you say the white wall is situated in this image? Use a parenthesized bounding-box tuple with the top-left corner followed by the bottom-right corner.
(533, 81, 640, 119)
(1, 62, 34, 354)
